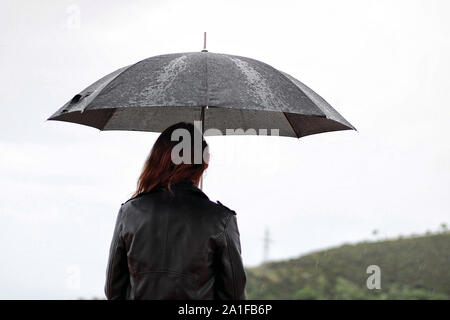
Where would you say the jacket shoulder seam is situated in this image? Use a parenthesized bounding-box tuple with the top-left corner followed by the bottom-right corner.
(216, 200, 236, 215)
(211, 213, 232, 242)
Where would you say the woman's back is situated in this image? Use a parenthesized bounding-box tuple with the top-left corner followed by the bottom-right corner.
(105, 179, 246, 300)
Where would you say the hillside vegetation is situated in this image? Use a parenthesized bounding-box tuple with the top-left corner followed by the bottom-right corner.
(245, 232, 450, 299)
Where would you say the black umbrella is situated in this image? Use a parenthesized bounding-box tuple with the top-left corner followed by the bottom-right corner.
(48, 44, 355, 138)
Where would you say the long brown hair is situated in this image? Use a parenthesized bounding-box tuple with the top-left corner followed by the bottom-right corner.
(132, 122, 209, 197)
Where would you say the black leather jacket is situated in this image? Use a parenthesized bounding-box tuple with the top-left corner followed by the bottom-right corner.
(104, 180, 246, 300)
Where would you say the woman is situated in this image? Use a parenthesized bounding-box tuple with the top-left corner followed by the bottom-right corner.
(104, 122, 246, 300)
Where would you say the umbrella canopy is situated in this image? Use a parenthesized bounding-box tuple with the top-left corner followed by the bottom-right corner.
(48, 51, 355, 138)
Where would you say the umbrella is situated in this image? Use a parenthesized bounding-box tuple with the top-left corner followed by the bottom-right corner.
(48, 45, 355, 139)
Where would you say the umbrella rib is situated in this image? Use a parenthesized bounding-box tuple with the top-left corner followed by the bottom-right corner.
(282, 112, 300, 138)
(100, 108, 118, 131)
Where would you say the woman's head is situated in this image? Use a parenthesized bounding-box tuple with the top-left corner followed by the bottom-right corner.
(133, 122, 209, 196)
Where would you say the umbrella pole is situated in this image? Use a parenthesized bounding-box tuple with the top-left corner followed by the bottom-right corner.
(199, 106, 206, 190)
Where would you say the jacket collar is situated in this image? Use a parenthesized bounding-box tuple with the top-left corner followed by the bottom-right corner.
(124, 179, 209, 204)
(170, 179, 209, 200)
(171, 179, 197, 188)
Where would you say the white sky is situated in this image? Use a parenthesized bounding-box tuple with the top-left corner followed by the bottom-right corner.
(0, 0, 449, 299)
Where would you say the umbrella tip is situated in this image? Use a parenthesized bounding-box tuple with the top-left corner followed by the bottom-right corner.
(201, 32, 208, 52)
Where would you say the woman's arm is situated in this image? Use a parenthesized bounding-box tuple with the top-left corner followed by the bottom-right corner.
(215, 214, 247, 300)
(104, 206, 130, 299)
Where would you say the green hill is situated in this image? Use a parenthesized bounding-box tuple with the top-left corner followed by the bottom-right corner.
(245, 232, 450, 299)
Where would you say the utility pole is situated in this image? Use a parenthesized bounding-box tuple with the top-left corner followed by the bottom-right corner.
(262, 227, 272, 263)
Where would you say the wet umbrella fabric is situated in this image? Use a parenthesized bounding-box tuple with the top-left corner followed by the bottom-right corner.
(48, 52, 355, 138)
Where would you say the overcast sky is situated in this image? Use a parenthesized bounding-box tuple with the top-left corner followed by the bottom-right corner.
(1, 0, 449, 299)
